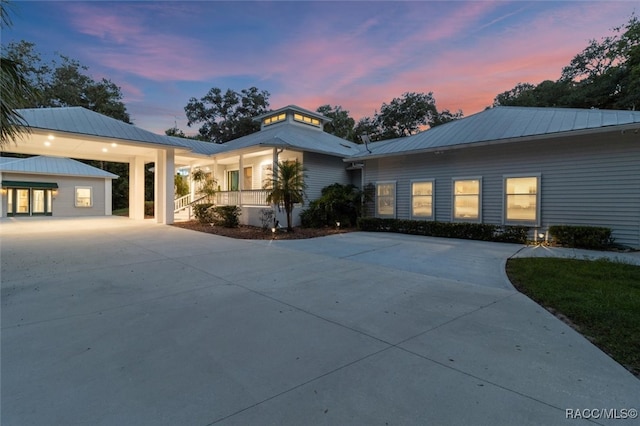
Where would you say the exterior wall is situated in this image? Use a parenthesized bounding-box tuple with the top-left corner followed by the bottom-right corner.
(303, 151, 351, 202)
(1, 173, 112, 217)
(364, 131, 640, 248)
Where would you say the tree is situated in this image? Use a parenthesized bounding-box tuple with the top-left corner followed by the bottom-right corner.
(2, 41, 130, 123)
(191, 168, 217, 203)
(165, 126, 186, 138)
(353, 116, 381, 142)
(184, 86, 270, 143)
(316, 104, 356, 141)
(494, 15, 640, 110)
(353, 92, 463, 142)
(376, 92, 438, 138)
(264, 160, 307, 232)
(0, 1, 35, 147)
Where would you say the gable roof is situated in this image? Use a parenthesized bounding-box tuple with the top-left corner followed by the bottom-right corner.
(0, 155, 118, 179)
(350, 106, 640, 160)
(17, 107, 184, 148)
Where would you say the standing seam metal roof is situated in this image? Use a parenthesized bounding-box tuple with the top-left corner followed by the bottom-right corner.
(17, 107, 185, 148)
(0, 155, 119, 178)
(352, 106, 640, 159)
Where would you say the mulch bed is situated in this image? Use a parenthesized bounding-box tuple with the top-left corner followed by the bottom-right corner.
(171, 220, 353, 240)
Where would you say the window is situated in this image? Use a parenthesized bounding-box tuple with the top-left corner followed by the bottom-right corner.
(75, 187, 92, 207)
(411, 180, 434, 219)
(376, 182, 396, 218)
(505, 176, 539, 224)
(293, 113, 321, 127)
(453, 178, 481, 221)
(263, 113, 286, 126)
(227, 170, 239, 191)
(243, 166, 253, 190)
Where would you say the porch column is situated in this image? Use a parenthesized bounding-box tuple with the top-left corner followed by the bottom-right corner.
(272, 148, 279, 185)
(238, 153, 244, 206)
(189, 163, 195, 200)
(154, 148, 175, 224)
(213, 159, 218, 190)
(129, 156, 145, 220)
(104, 179, 112, 216)
(0, 172, 3, 217)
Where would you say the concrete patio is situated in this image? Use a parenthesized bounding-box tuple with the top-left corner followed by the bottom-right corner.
(1, 217, 638, 425)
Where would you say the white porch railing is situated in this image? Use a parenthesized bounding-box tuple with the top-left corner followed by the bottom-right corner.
(216, 190, 270, 206)
(174, 194, 192, 212)
(174, 193, 209, 212)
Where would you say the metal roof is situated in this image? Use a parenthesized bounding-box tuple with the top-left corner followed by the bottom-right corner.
(166, 136, 225, 156)
(0, 155, 118, 178)
(350, 106, 640, 159)
(215, 122, 359, 157)
(17, 107, 184, 148)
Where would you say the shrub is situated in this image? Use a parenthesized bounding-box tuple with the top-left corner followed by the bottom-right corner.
(144, 201, 154, 217)
(259, 209, 275, 231)
(301, 183, 365, 228)
(549, 225, 614, 249)
(193, 203, 214, 223)
(210, 205, 241, 228)
(357, 217, 529, 244)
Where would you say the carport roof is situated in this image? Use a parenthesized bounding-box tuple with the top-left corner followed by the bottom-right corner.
(0, 155, 118, 178)
(17, 107, 184, 148)
(349, 106, 640, 160)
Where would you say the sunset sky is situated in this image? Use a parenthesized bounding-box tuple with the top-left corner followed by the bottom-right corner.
(3, 1, 637, 135)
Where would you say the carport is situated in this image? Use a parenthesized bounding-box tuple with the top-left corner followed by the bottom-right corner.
(2, 107, 196, 224)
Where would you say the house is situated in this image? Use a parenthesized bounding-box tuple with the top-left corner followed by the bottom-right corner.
(171, 105, 361, 225)
(0, 155, 118, 217)
(3, 104, 639, 248)
(348, 106, 640, 249)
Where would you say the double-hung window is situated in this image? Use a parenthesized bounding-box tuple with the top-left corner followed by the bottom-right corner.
(411, 180, 434, 219)
(453, 178, 481, 221)
(504, 175, 540, 225)
(376, 181, 396, 218)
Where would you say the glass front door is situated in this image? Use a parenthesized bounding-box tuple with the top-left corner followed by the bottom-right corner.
(33, 189, 45, 214)
(16, 189, 30, 214)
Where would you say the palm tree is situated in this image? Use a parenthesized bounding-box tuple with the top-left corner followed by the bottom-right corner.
(0, 0, 33, 148)
(265, 160, 307, 231)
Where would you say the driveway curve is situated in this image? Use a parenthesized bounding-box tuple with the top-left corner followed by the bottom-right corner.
(2, 217, 638, 425)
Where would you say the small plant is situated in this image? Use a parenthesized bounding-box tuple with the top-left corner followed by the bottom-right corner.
(259, 208, 275, 231)
(264, 160, 307, 231)
(192, 168, 217, 203)
(175, 174, 189, 197)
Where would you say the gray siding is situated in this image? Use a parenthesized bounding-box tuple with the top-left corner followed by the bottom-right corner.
(303, 152, 351, 202)
(1, 173, 110, 217)
(364, 130, 640, 248)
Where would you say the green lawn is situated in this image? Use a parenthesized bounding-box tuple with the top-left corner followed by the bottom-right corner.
(506, 257, 640, 377)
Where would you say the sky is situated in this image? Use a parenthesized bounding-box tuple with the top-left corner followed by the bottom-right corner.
(2, 0, 638, 135)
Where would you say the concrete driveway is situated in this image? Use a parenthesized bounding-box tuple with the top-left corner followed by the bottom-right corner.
(1, 217, 638, 425)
